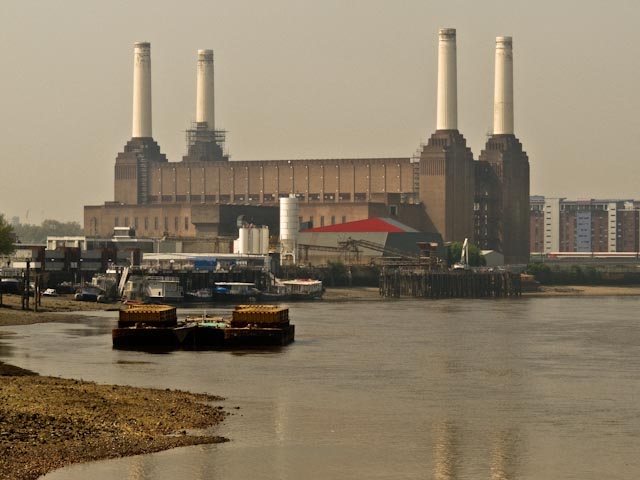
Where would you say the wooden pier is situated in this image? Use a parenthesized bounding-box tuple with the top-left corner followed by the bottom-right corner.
(379, 268, 521, 299)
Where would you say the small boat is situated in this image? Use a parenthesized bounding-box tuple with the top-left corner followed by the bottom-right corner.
(144, 276, 184, 304)
(280, 279, 323, 300)
(185, 288, 214, 302)
(213, 282, 261, 303)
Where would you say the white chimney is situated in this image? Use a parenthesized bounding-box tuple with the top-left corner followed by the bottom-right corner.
(132, 42, 152, 138)
(196, 49, 215, 131)
(436, 28, 457, 131)
(493, 36, 514, 135)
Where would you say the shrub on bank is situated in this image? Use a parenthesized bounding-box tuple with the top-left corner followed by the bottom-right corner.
(525, 262, 640, 285)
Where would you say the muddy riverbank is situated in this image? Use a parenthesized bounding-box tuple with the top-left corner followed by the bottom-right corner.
(0, 365, 228, 480)
(0, 293, 115, 326)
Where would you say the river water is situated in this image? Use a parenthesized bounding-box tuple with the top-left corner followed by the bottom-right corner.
(1, 296, 640, 479)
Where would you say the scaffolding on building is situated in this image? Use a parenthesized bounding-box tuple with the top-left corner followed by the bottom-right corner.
(184, 122, 228, 161)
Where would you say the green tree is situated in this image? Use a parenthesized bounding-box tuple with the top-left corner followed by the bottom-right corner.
(12, 219, 83, 243)
(0, 215, 15, 307)
(0, 214, 15, 255)
(527, 262, 552, 284)
(446, 242, 486, 267)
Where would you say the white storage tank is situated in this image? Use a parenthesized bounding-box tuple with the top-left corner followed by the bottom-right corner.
(234, 226, 269, 255)
(261, 226, 270, 254)
(251, 227, 261, 253)
(280, 194, 299, 265)
(234, 227, 250, 254)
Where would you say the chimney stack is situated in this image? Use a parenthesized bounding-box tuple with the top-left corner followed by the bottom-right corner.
(436, 28, 458, 131)
(196, 49, 215, 131)
(132, 42, 152, 138)
(493, 36, 514, 135)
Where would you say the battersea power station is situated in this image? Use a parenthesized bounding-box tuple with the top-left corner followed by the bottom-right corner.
(84, 29, 530, 264)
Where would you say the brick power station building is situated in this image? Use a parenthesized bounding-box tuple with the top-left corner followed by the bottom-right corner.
(85, 30, 530, 264)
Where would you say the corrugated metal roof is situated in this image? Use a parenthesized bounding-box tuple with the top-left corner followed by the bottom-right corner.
(302, 217, 417, 233)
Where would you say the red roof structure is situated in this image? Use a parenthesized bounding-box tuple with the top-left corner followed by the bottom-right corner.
(301, 217, 417, 233)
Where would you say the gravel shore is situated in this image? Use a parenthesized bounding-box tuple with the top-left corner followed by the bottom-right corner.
(0, 371, 228, 480)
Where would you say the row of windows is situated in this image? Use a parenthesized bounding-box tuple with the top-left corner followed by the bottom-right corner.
(305, 215, 347, 227)
(146, 192, 364, 203)
(114, 217, 190, 232)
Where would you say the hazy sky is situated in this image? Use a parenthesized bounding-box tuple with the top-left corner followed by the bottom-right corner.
(1, 0, 639, 224)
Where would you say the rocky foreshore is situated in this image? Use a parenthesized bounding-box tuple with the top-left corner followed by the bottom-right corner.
(0, 363, 228, 480)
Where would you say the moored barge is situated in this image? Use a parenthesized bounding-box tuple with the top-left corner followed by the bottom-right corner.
(112, 304, 294, 349)
(112, 304, 194, 348)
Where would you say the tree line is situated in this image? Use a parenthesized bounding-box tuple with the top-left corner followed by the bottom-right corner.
(1, 216, 84, 249)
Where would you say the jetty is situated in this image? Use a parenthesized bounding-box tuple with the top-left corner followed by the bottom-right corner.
(379, 268, 521, 299)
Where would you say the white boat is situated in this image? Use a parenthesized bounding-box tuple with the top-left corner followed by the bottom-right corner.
(280, 279, 323, 300)
(144, 276, 184, 304)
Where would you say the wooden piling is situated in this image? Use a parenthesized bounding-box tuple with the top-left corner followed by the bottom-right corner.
(379, 268, 522, 299)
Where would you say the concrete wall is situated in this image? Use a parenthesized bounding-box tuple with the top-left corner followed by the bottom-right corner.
(134, 157, 414, 206)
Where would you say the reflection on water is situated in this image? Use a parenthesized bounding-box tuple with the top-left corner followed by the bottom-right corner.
(0, 298, 639, 479)
(433, 421, 459, 480)
(490, 429, 521, 480)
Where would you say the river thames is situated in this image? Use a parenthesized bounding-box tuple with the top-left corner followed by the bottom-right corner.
(1, 296, 639, 479)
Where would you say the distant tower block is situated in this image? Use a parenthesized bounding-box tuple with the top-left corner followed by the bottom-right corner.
(493, 36, 514, 135)
(477, 36, 530, 264)
(132, 42, 152, 138)
(280, 195, 299, 266)
(436, 28, 457, 131)
(196, 49, 215, 130)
